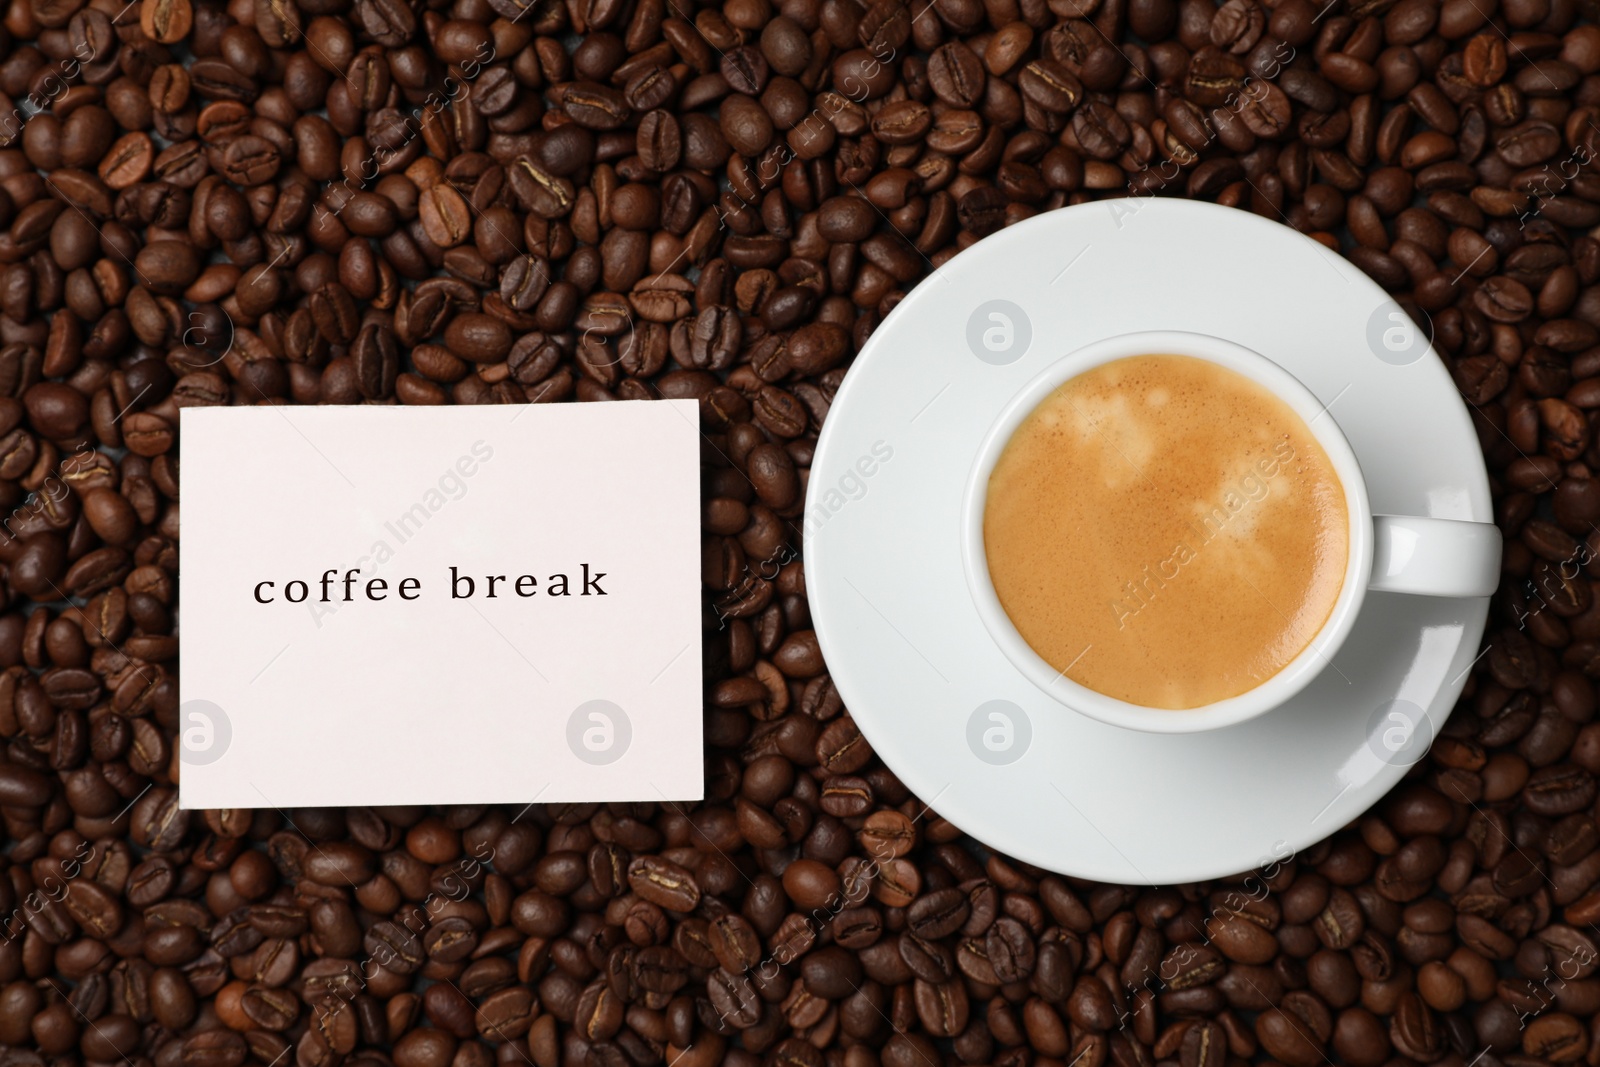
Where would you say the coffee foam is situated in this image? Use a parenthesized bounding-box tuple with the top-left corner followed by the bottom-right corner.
(982, 354, 1349, 710)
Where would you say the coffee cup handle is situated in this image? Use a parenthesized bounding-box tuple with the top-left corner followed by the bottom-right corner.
(1369, 515, 1502, 598)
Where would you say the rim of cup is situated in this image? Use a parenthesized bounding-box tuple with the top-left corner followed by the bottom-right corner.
(960, 330, 1376, 734)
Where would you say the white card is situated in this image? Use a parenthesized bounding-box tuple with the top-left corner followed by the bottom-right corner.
(178, 401, 704, 809)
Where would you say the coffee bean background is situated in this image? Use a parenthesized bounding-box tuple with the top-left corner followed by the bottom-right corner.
(2, 0, 1600, 1064)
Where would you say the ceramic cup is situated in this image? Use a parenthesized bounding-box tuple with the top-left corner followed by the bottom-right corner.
(960, 329, 1503, 734)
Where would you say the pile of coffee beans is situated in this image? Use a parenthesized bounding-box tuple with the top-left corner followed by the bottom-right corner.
(2, 0, 1600, 1065)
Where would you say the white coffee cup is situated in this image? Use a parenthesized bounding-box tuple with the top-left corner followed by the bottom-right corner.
(960, 330, 1502, 734)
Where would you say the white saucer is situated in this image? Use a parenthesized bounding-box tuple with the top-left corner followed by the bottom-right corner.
(804, 198, 1493, 884)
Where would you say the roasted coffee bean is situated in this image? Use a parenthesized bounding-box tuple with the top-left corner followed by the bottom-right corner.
(928, 42, 987, 107)
(419, 186, 473, 249)
(564, 83, 632, 130)
(444, 314, 514, 363)
(353, 324, 398, 400)
(1186, 47, 1249, 106)
(628, 856, 700, 911)
(908, 887, 971, 939)
(141, 0, 194, 43)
